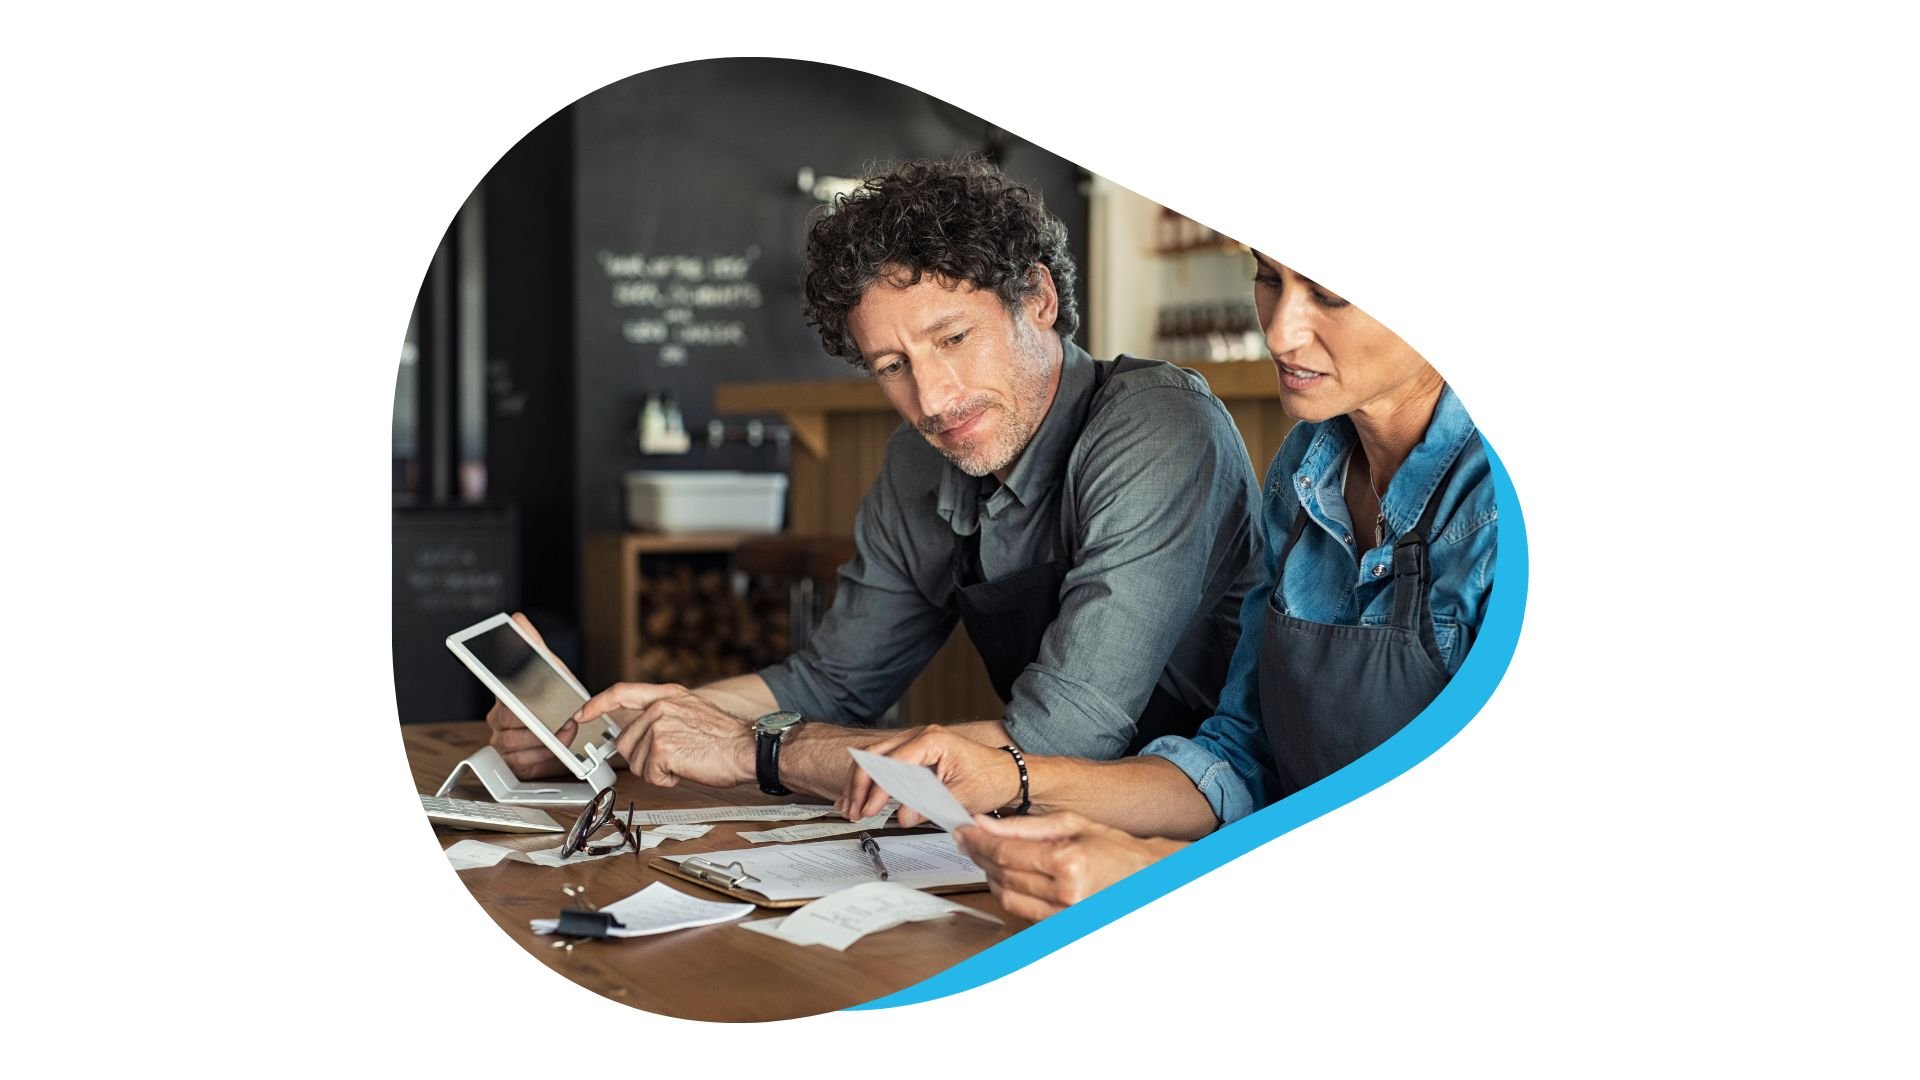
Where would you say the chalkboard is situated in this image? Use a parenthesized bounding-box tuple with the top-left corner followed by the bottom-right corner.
(392, 507, 519, 724)
(570, 58, 1090, 532)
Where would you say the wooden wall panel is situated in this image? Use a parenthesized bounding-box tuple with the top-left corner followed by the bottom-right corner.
(904, 626, 1002, 726)
(1223, 400, 1263, 472)
(786, 441, 828, 536)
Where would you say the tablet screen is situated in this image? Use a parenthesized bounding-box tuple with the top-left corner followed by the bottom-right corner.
(459, 623, 609, 764)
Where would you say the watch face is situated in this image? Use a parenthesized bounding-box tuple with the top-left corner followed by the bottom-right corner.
(755, 711, 805, 735)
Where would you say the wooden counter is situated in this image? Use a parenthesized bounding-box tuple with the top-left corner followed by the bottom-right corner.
(408, 722, 1019, 1022)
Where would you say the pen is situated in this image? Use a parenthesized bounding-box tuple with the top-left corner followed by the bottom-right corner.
(858, 831, 889, 881)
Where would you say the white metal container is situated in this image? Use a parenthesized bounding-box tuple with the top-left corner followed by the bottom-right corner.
(622, 470, 788, 533)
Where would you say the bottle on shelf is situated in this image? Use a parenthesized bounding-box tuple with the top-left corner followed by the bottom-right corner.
(662, 394, 686, 443)
(1157, 208, 1183, 253)
(1174, 304, 1200, 361)
(1179, 214, 1201, 250)
(1190, 303, 1221, 361)
(638, 392, 667, 451)
(638, 391, 692, 454)
(1238, 304, 1268, 361)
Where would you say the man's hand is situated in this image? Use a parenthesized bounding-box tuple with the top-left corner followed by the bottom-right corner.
(954, 812, 1184, 921)
(602, 687, 756, 789)
(839, 726, 1024, 826)
(484, 613, 580, 779)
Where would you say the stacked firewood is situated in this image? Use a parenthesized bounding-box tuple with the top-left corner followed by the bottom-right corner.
(633, 565, 790, 686)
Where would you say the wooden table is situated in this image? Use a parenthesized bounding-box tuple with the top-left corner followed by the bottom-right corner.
(404, 722, 1022, 1022)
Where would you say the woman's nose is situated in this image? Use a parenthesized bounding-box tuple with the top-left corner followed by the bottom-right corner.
(1265, 293, 1314, 360)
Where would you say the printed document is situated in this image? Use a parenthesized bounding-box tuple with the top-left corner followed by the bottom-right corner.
(665, 833, 984, 902)
(739, 804, 896, 844)
(530, 883, 753, 938)
(741, 881, 1001, 950)
(443, 837, 632, 870)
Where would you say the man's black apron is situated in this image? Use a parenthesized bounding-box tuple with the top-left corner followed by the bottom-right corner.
(950, 356, 1208, 754)
(1259, 438, 1477, 797)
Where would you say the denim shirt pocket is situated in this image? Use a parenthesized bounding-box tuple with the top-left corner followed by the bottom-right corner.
(1432, 617, 1458, 671)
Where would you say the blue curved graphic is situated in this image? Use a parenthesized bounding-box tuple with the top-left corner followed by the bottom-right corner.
(851, 439, 1529, 1010)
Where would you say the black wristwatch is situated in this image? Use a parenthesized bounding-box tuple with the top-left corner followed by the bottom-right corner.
(753, 711, 807, 796)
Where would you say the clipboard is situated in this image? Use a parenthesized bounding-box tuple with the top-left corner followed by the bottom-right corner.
(650, 853, 989, 909)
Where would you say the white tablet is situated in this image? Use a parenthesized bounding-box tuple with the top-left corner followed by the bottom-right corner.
(445, 613, 621, 784)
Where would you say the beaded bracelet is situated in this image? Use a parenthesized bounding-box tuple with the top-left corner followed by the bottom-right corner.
(989, 744, 1031, 818)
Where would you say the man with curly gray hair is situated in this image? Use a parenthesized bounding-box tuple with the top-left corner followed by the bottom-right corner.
(491, 158, 1262, 814)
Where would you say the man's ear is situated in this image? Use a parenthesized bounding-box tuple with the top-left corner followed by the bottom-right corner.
(1022, 264, 1059, 332)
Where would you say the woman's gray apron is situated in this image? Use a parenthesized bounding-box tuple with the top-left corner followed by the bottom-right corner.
(1260, 440, 1475, 797)
(950, 356, 1207, 754)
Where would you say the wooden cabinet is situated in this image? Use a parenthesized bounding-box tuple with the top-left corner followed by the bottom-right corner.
(582, 530, 999, 726)
(581, 531, 756, 690)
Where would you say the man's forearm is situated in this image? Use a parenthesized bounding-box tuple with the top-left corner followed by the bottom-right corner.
(693, 674, 779, 720)
(771, 723, 891, 798)
(687, 678, 989, 797)
(944, 718, 1012, 746)
(1025, 754, 1219, 841)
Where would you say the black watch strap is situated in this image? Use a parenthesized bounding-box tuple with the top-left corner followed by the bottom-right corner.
(756, 727, 792, 796)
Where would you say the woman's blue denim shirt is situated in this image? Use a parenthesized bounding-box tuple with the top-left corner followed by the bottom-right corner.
(1142, 385, 1497, 824)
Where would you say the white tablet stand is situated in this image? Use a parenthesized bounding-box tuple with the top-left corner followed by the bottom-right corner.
(435, 745, 614, 808)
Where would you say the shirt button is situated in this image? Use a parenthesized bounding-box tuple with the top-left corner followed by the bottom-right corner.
(1342, 532, 1352, 545)
(1298, 477, 1310, 489)
(1372, 564, 1387, 579)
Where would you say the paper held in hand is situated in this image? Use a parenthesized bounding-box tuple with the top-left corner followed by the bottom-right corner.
(846, 748, 977, 832)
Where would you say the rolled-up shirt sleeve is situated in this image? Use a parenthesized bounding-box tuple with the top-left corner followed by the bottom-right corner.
(1004, 383, 1258, 758)
(759, 448, 957, 725)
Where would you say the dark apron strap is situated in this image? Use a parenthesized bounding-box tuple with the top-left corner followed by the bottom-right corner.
(1280, 434, 1479, 645)
(1389, 433, 1477, 636)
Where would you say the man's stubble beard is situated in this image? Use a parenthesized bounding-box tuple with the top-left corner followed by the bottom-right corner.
(929, 324, 1056, 478)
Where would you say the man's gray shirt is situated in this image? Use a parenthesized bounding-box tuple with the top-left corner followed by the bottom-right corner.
(759, 341, 1262, 759)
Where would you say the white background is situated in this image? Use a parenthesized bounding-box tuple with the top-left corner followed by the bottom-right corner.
(6, 3, 1914, 1075)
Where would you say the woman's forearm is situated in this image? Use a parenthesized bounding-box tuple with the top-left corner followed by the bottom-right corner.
(1025, 753, 1221, 841)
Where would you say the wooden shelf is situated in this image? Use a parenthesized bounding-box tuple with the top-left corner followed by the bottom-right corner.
(1181, 359, 1280, 397)
(619, 531, 763, 554)
(1152, 240, 1252, 257)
